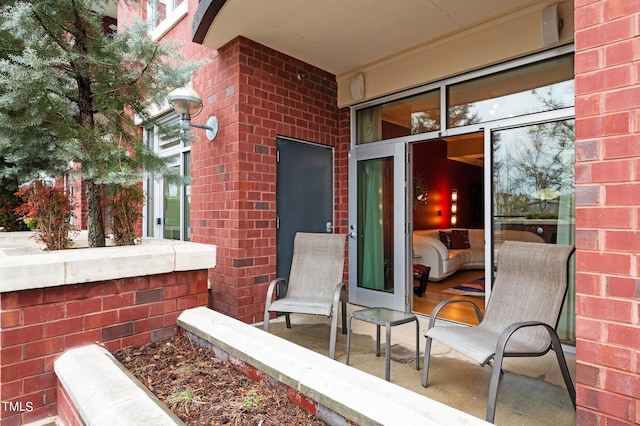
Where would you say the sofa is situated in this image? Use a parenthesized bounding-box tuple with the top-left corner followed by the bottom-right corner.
(412, 228, 544, 282)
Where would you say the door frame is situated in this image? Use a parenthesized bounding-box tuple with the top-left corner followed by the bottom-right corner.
(348, 141, 409, 311)
(276, 136, 335, 283)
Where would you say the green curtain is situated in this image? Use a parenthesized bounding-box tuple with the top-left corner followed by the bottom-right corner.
(358, 159, 385, 290)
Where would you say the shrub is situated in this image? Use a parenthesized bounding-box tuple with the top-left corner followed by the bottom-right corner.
(15, 180, 75, 250)
(0, 193, 28, 232)
(107, 184, 144, 246)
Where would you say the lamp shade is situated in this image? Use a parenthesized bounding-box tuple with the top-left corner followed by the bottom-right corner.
(168, 87, 203, 117)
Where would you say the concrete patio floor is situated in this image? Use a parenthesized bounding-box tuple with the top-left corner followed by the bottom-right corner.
(264, 303, 576, 426)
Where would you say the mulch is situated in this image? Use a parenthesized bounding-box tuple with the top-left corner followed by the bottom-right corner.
(114, 334, 328, 426)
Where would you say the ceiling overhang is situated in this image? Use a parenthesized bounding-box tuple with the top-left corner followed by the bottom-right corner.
(193, 0, 548, 77)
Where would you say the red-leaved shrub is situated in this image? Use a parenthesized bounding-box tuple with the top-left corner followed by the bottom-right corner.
(107, 184, 144, 246)
(15, 180, 75, 250)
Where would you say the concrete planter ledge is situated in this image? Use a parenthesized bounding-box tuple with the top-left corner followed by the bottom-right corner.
(0, 231, 216, 292)
(178, 306, 489, 426)
(55, 344, 184, 425)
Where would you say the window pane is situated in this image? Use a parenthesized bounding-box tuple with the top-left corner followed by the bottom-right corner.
(357, 157, 394, 292)
(448, 54, 574, 127)
(356, 89, 440, 144)
(492, 120, 575, 342)
(163, 158, 181, 241)
(183, 152, 191, 241)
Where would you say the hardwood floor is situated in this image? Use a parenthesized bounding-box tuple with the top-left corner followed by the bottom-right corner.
(412, 269, 486, 325)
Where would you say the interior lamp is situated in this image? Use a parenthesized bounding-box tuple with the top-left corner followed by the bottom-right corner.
(451, 189, 458, 226)
(168, 87, 218, 141)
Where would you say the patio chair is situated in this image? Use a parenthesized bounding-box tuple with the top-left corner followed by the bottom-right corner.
(263, 232, 347, 359)
(421, 241, 576, 423)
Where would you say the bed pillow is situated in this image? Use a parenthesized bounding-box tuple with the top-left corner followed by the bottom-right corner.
(450, 229, 470, 249)
(438, 231, 452, 249)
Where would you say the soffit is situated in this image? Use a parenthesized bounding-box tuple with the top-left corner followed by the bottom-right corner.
(200, 0, 541, 76)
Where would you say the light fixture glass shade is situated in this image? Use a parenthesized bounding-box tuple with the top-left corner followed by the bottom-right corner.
(168, 87, 203, 117)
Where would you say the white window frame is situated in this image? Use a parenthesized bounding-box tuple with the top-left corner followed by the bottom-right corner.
(143, 113, 191, 241)
(148, 0, 188, 41)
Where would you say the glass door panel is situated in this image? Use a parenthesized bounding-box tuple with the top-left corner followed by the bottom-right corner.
(491, 119, 575, 342)
(349, 143, 407, 311)
(163, 158, 181, 240)
(357, 157, 394, 292)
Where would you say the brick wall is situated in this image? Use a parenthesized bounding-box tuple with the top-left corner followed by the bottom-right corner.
(0, 270, 208, 425)
(117, 0, 350, 326)
(574, 1, 640, 424)
(188, 36, 349, 324)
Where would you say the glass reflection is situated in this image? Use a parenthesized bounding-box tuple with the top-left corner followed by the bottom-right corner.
(492, 119, 575, 343)
(448, 54, 574, 127)
(357, 90, 440, 144)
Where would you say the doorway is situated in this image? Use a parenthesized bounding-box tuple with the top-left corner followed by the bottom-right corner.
(275, 137, 334, 283)
(411, 133, 485, 323)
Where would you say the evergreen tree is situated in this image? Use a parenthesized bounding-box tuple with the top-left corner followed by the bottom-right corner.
(0, 0, 200, 246)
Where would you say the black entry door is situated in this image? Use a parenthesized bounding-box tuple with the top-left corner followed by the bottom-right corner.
(276, 137, 334, 282)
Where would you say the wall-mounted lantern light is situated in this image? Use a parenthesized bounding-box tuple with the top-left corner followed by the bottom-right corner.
(168, 87, 218, 141)
(451, 189, 458, 226)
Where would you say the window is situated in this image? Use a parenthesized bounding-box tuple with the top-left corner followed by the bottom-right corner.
(356, 89, 440, 144)
(492, 120, 575, 342)
(148, 0, 183, 27)
(144, 113, 191, 241)
(147, 0, 187, 39)
(354, 51, 575, 144)
(448, 54, 574, 127)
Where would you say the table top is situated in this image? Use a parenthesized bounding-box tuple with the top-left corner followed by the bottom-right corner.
(351, 307, 417, 326)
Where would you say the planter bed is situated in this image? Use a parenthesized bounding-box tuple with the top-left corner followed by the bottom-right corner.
(115, 334, 327, 425)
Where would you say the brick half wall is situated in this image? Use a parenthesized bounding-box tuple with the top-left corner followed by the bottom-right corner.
(0, 270, 208, 425)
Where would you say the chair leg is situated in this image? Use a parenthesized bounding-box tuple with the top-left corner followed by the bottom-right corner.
(263, 309, 270, 332)
(486, 353, 503, 423)
(285, 313, 291, 329)
(346, 315, 353, 365)
(549, 331, 576, 408)
(421, 336, 433, 387)
(341, 297, 347, 335)
(329, 308, 339, 360)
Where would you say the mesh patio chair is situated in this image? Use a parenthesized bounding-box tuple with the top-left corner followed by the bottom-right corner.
(263, 232, 347, 359)
(421, 241, 576, 423)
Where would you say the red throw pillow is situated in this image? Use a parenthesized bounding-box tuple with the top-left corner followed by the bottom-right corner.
(450, 229, 470, 249)
(438, 231, 452, 249)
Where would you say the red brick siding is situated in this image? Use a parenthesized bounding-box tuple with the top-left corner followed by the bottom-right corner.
(187, 36, 349, 324)
(114, 1, 351, 325)
(574, 1, 640, 424)
(0, 270, 208, 425)
(56, 382, 84, 426)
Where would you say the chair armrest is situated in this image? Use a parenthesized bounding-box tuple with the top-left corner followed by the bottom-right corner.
(332, 282, 346, 309)
(495, 320, 556, 356)
(428, 299, 483, 330)
(265, 278, 287, 311)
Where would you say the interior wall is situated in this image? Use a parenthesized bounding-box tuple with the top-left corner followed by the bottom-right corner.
(412, 140, 483, 230)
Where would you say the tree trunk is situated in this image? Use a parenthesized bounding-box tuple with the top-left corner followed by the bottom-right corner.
(86, 180, 106, 247)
